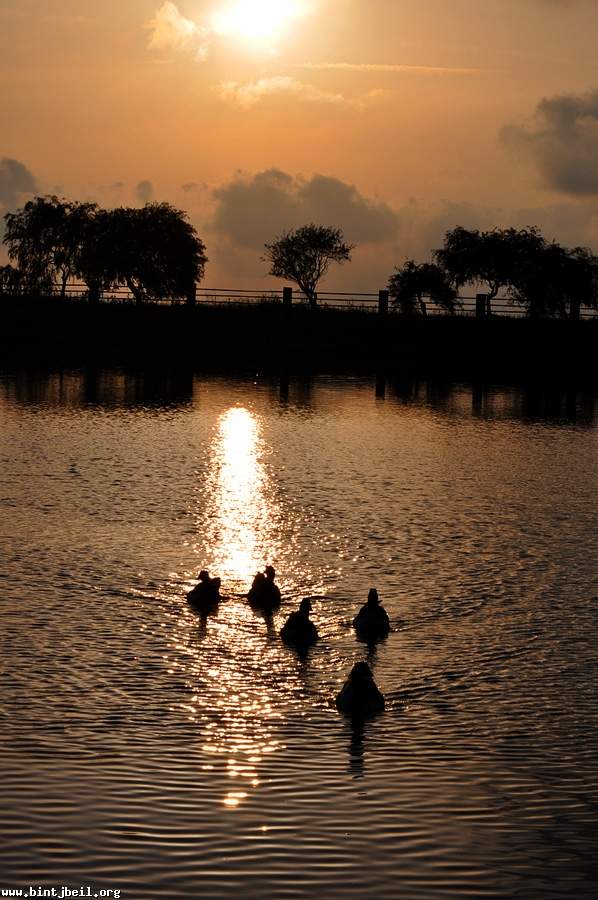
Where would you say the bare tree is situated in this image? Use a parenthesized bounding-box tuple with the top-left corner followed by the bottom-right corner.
(264, 224, 353, 309)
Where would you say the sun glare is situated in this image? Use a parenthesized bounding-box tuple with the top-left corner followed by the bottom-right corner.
(204, 406, 283, 587)
(211, 0, 304, 44)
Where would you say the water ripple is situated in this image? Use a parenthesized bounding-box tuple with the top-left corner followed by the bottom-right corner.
(1, 372, 597, 898)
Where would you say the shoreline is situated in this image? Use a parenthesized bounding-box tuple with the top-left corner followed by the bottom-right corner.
(2, 296, 597, 384)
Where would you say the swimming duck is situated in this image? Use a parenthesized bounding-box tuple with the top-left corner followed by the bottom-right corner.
(353, 588, 390, 640)
(247, 565, 282, 612)
(280, 597, 318, 646)
(187, 570, 221, 612)
(335, 662, 385, 716)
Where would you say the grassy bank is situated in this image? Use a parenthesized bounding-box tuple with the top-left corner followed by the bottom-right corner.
(1, 296, 597, 382)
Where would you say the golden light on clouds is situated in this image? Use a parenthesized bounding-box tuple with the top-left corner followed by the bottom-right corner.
(218, 76, 370, 109)
(148, 1, 210, 57)
(148, 0, 309, 58)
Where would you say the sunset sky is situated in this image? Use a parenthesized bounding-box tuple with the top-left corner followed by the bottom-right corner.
(3, 0, 598, 288)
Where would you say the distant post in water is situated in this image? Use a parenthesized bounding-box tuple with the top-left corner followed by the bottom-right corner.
(476, 293, 488, 319)
(283, 286, 293, 309)
(378, 289, 389, 317)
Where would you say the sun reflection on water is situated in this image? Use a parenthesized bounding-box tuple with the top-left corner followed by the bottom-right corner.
(191, 640, 287, 810)
(180, 406, 291, 809)
(172, 404, 337, 810)
(210, 406, 280, 588)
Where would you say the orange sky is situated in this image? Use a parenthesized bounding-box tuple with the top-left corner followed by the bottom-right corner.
(2, 0, 598, 287)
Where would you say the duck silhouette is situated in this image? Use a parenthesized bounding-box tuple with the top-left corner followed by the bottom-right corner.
(187, 570, 221, 614)
(336, 662, 385, 717)
(280, 598, 318, 647)
(247, 565, 282, 612)
(353, 588, 390, 641)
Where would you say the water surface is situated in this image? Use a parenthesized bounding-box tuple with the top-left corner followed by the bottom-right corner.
(2, 371, 598, 899)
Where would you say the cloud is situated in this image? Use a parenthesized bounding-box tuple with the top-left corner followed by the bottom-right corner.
(135, 180, 155, 204)
(211, 169, 399, 249)
(218, 76, 355, 109)
(0, 157, 37, 211)
(218, 76, 390, 109)
(502, 89, 598, 195)
(393, 198, 598, 263)
(198, 187, 598, 292)
(147, 1, 210, 58)
(298, 62, 480, 76)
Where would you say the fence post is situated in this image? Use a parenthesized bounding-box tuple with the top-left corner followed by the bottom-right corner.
(283, 286, 293, 309)
(378, 289, 389, 316)
(570, 299, 580, 321)
(476, 293, 488, 319)
(186, 283, 197, 305)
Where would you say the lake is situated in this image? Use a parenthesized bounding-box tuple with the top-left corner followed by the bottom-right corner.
(2, 369, 597, 899)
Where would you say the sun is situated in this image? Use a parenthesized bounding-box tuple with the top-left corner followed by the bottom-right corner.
(211, 0, 304, 45)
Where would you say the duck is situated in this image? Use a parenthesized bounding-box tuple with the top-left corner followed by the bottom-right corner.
(352, 588, 390, 640)
(187, 570, 221, 613)
(247, 565, 282, 612)
(335, 662, 385, 716)
(280, 597, 318, 646)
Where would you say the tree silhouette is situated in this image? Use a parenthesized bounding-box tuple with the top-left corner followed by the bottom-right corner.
(0, 264, 25, 297)
(511, 242, 598, 318)
(434, 226, 545, 314)
(3, 196, 98, 297)
(89, 203, 208, 304)
(388, 261, 458, 315)
(75, 208, 116, 302)
(3, 198, 207, 304)
(264, 224, 353, 309)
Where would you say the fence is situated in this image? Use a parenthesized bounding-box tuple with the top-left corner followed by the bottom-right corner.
(32, 283, 598, 319)
(190, 287, 598, 319)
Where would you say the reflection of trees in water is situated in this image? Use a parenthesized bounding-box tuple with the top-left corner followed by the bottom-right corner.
(385, 375, 596, 425)
(3, 367, 194, 409)
(264, 374, 316, 411)
(274, 374, 316, 412)
(518, 386, 594, 423)
(3, 369, 596, 426)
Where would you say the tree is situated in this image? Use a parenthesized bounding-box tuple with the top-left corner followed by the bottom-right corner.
(564, 246, 598, 317)
(511, 242, 598, 319)
(264, 224, 353, 309)
(434, 226, 545, 314)
(86, 203, 208, 304)
(3, 197, 208, 304)
(75, 208, 116, 302)
(0, 264, 25, 297)
(388, 261, 458, 315)
(3, 196, 98, 297)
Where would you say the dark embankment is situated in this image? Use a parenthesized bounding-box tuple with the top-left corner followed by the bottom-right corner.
(1, 296, 597, 382)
